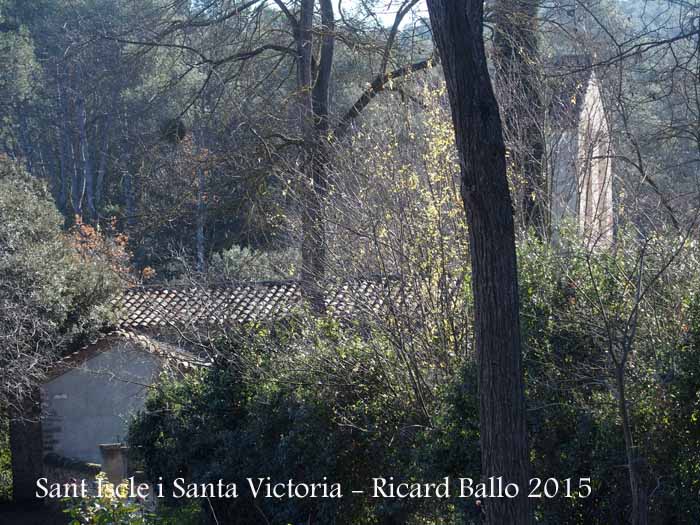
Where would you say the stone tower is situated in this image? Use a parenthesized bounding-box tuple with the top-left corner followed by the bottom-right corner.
(548, 55, 614, 249)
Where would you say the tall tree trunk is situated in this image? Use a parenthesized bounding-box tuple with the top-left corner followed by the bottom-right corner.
(70, 139, 84, 220)
(69, 84, 84, 220)
(297, 0, 330, 311)
(426, 1, 533, 523)
(56, 78, 71, 214)
(303, 0, 334, 311)
(77, 93, 96, 222)
(95, 113, 112, 211)
(493, 0, 546, 236)
(123, 169, 136, 230)
(196, 167, 206, 273)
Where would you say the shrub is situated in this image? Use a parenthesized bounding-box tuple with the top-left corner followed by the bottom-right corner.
(129, 228, 700, 524)
(0, 417, 11, 502)
(0, 157, 120, 409)
(129, 321, 480, 524)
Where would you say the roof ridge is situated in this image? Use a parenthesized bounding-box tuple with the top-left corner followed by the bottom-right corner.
(123, 274, 398, 292)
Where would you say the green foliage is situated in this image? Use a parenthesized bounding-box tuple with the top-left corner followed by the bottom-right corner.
(518, 234, 627, 523)
(207, 244, 299, 281)
(3, 0, 700, 523)
(0, 416, 11, 502)
(129, 322, 479, 524)
(62, 473, 201, 525)
(63, 492, 153, 525)
(126, 227, 700, 524)
(518, 228, 700, 523)
(0, 20, 38, 104)
(0, 158, 119, 408)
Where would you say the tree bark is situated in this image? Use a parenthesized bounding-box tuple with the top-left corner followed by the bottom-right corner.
(196, 166, 206, 273)
(297, 0, 318, 301)
(56, 75, 71, 214)
(297, 0, 334, 312)
(123, 169, 136, 230)
(616, 364, 649, 525)
(426, 1, 533, 523)
(70, 139, 84, 220)
(492, 0, 546, 236)
(77, 93, 96, 222)
(95, 112, 112, 211)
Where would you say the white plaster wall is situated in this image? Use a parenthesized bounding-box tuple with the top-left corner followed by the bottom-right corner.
(42, 343, 162, 464)
(577, 72, 614, 248)
(550, 72, 614, 248)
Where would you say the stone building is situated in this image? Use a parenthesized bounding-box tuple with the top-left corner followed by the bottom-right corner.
(548, 55, 615, 248)
(10, 279, 400, 502)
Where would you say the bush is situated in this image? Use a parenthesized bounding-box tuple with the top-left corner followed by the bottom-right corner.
(0, 417, 11, 502)
(61, 472, 202, 525)
(518, 229, 700, 523)
(129, 228, 700, 524)
(208, 244, 299, 280)
(0, 157, 120, 410)
(129, 321, 481, 524)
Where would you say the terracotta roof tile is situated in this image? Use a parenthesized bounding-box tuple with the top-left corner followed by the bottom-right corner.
(48, 329, 209, 380)
(112, 278, 402, 329)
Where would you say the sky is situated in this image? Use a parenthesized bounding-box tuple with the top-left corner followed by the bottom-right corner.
(348, 0, 429, 27)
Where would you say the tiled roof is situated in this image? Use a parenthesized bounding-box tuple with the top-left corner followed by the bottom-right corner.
(113, 278, 402, 329)
(46, 278, 403, 381)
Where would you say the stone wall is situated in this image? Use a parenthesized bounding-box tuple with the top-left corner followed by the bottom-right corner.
(9, 392, 44, 503)
(43, 452, 101, 488)
(549, 71, 614, 248)
(577, 71, 614, 248)
(42, 340, 162, 464)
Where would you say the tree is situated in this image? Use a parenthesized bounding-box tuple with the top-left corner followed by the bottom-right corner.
(0, 158, 121, 501)
(269, 0, 429, 308)
(491, 0, 546, 235)
(88, 0, 433, 284)
(0, 158, 118, 410)
(425, 1, 533, 523)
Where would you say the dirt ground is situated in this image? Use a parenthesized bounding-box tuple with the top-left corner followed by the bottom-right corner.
(0, 503, 68, 525)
